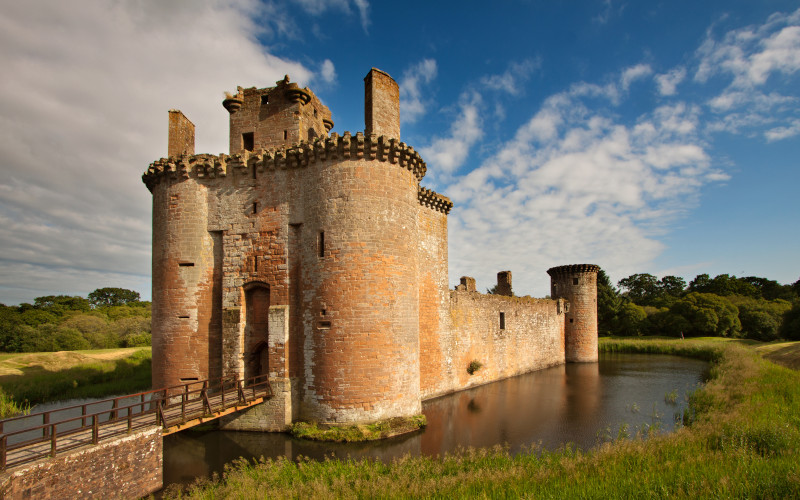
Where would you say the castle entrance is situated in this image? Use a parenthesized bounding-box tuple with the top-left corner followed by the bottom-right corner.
(244, 283, 269, 380)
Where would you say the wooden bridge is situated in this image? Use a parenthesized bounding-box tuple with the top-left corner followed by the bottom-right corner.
(0, 375, 272, 472)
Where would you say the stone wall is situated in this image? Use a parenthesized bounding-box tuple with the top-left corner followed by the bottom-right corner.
(0, 427, 162, 500)
(422, 289, 566, 400)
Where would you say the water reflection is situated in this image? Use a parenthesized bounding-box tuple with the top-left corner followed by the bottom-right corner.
(163, 353, 707, 489)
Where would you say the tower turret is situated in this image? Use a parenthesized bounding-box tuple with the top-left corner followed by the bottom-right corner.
(547, 264, 600, 362)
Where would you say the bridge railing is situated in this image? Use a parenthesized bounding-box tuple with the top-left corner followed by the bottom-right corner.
(0, 374, 272, 471)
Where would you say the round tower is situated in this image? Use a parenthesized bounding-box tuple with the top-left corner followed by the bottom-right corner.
(547, 264, 600, 363)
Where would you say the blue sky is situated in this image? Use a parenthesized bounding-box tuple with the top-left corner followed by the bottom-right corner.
(0, 0, 798, 304)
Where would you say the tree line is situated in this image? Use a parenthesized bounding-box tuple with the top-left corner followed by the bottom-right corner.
(598, 271, 800, 341)
(0, 288, 151, 352)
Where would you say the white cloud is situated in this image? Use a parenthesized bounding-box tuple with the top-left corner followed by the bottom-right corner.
(419, 92, 483, 178)
(0, 0, 312, 304)
(655, 67, 687, 96)
(694, 8, 800, 138)
(620, 64, 653, 91)
(320, 59, 337, 84)
(442, 86, 725, 296)
(399, 59, 438, 124)
(765, 119, 800, 141)
(480, 59, 540, 95)
(292, 0, 370, 34)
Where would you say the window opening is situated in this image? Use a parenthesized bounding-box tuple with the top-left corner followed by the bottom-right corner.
(318, 321, 331, 329)
(254, 257, 258, 273)
(499, 312, 506, 330)
(283, 130, 288, 140)
(253, 202, 258, 214)
(242, 132, 254, 151)
(261, 94, 269, 105)
(319, 231, 325, 257)
(178, 262, 194, 267)
(573, 278, 579, 285)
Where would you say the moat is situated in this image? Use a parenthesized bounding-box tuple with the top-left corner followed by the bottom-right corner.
(162, 352, 708, 489)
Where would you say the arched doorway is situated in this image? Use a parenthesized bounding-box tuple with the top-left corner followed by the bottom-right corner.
(244, 282, 269, 381)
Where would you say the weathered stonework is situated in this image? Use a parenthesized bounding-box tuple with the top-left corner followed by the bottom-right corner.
(0, 427, 162, 500)
(144, 68, 599, 428)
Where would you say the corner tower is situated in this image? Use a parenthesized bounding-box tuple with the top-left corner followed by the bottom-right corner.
(547, 264, 600, 362)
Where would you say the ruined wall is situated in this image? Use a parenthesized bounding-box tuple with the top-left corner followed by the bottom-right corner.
(423, 290, 565, 400)
(168, 110, 194, 158)
(364, 69, 400, 140)
(0, 427, 162, 500)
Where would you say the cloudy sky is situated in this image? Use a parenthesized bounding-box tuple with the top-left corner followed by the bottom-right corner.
(1, 0, 799, 304)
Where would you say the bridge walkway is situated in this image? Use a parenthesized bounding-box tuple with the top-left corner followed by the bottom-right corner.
(0, 375, 272, 472)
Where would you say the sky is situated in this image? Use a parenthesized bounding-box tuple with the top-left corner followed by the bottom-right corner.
(1, 0, 799, 304)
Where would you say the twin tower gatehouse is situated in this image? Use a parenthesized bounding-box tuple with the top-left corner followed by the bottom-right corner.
(143, 68, 599, 430)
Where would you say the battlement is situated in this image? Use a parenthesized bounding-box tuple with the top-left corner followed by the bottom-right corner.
(418, 186, 453, 214)
(143, 131, 428, 191)
(547, 264, 600, 277)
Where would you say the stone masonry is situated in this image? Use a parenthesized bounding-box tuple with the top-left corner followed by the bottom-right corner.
(144, 68, 599, 429)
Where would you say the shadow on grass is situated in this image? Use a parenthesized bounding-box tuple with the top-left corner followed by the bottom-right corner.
(0, 350, 152, 407)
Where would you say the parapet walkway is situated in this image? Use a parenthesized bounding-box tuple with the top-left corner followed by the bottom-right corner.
(0, 375, 272, 471)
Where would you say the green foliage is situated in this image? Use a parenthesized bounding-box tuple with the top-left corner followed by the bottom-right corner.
(596, 269, 622, 336)
(0, 349, 152, 405)
(467, 360, 483, 375)
(290, 415, 426, 442)
(728, 295, 791, 341)
(618, 273, 686, 307)
(779, 303, 800, 340)
(88, 287, 141, 308)
(616, 302, 647, 336)
(669, 292, 741, 337)
(0, 292, 150, 353)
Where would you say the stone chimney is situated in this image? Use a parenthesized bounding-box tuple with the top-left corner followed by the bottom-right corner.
(364, 68, 400, 140)
(168, 110, 195, 158)
(496, 271, 512, 296)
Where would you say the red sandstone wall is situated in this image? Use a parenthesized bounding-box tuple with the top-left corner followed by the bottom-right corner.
(0, 427, 162, 500)
(423, 291, 565, 399)
(418, 206, 452, 398)
(298, 157, 421, 423)
(151, 178, 221, 389)
(549, 266, 599, 363)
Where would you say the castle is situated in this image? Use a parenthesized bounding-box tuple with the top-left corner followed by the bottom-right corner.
(143, 69, 599, 430)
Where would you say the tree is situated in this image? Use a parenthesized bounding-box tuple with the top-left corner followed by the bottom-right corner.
(33, 295, 91, 313)
(659, 276, 686, 298)
(88, 288, 140, 308)
(617, 303, 647, 336)
(618, 274, 660, 304)
(669, 292, 741, 337)
(596, 269, 622, 336)
(780, 303, 800, 340)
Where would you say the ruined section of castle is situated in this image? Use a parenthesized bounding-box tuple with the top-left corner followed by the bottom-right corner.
(143, 69, 599, 430)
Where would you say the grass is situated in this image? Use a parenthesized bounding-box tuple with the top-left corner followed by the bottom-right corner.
(162, 338, 800, 499)
(0, 347, 151, 417)
(291, 415, 427, 442)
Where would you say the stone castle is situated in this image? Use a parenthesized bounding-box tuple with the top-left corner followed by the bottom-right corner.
(143, 68, 599, 430)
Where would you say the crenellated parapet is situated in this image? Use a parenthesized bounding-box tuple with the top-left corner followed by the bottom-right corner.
(143, 131, 428, 191)
(418, 186, 453, 214)
(547, 264, 600, 277)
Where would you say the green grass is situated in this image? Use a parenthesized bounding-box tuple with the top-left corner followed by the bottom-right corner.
(290, 415, 427, 442)
(163, 338, 800, 499)
(0, 347, 151, 416)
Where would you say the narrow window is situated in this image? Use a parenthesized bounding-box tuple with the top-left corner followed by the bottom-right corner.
(314, 108, 318, 117)
(252, 165, 257, 179)
(253, 202, 258, 214)
(318, 231, 325, 257)
(178, 315, 190, 319)
(283, 130, 288, 140)
(254, 256, 258, 273)
(499, 312, 506, 330)
(261, 94, 269, 105)
(573, 278, 579, 285)
(242, 132, 254, 151)
(318, 320, 331, 330)
(570, 318, 574, 323)
(178, 262, 194, 267)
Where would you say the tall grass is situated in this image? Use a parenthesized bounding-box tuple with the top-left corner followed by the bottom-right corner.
(164, 339, 800, 498)
(0, 349, 151, 412)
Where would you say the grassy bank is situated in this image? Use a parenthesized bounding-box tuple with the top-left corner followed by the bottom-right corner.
(164, 338, 800, 498)
(0, 347, 151, 417)
(291, 415, 427, 442)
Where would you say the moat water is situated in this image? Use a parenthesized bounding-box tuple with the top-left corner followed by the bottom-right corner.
(161, 352, 708, 489)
